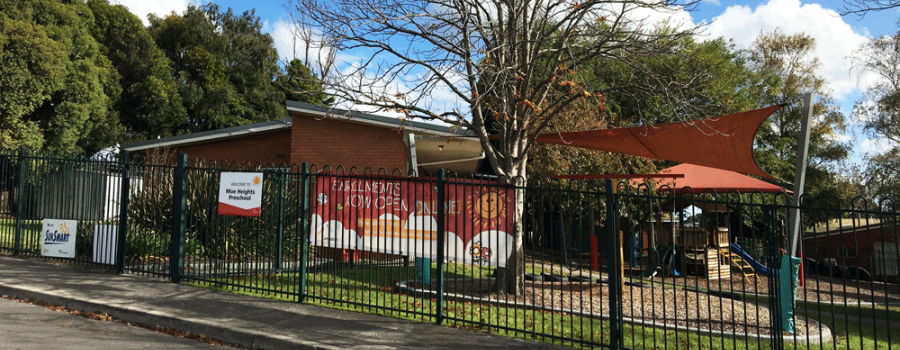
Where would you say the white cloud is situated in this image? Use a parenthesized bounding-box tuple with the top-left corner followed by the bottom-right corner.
(828, 131, 854, 143)
(704, 0, 873, 99)
(861, 138, 897, 154)
(704, 0, 722, 5)
(623, 3, 697, 32)
(110, 0, 196, 26)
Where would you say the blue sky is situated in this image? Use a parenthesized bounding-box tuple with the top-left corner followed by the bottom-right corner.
(114, 0, 899, 168)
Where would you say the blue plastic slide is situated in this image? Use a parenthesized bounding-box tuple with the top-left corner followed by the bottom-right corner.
(729, 243, 775, 277)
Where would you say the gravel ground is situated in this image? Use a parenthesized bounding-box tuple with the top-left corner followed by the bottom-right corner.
(424, 273, 899, 337)
(649, 274, 900, 304)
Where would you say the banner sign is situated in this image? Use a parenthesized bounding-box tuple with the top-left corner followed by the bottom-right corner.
(311, 176, 515, 266)
(41, 219, 77, 258)
(218, 172, 264, 217)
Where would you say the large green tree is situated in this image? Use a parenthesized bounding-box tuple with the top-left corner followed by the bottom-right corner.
(275, 58, 333, 106)
(854, 29, 900, 198)
(149, 4, 286, 134)
(0, 0, 122, 153)
(745, 30, 851, 196)
(87, 0, 186, 141)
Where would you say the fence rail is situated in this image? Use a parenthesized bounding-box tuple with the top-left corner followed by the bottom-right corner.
(1, 148, 898, 349)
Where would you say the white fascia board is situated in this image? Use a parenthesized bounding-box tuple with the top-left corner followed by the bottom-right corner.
(288, 105, 465, 137)
(417, 152, 485, 167)
(123, 123, 291, 151)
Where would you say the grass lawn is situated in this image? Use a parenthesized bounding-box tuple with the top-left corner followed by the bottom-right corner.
(0, 219, 41, 251)
(189, 261, 900, 349)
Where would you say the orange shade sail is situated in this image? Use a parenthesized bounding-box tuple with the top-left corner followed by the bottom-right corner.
(535, 105, 784, 179)
(653, 163, 787, 194)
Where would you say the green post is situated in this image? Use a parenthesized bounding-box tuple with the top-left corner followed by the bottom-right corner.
(115, 150, 130, 274)
(170, 152, 187, 283)
(13, 148, 26, 256)
(435, 169, 445, 325)
(415, 257, 432, 285)
(298, 163, 310, 303)
(779, 254, 802, 333)
(605, 179, 622, 350)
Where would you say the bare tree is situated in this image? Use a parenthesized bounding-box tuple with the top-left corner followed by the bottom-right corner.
(284, 6, 336, 78)
(841, 0, 900, 16)
(290, 0, 707, 294)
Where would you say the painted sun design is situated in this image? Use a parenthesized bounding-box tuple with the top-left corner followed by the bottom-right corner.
(467, 190, 506, 230)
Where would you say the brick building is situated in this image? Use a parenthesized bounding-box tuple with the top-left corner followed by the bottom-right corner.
(802, 222, 899, 279)
(123, 101, 484, 174)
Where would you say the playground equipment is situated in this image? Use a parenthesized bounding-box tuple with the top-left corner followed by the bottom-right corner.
(729, 243, 774, 276)
(681, 225, 731, 280)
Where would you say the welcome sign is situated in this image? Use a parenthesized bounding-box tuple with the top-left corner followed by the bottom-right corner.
(218, 172, 264, 217)
(311, 176, 515, 266)
(41, 219, 77, 258)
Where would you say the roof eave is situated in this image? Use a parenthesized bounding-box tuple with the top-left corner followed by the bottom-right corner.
(286, 101, 473, 137)
(122, 120, 292, 152)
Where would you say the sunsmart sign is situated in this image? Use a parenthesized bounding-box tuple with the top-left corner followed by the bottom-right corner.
(218, 172, 264, 217)
(41, 219, 77, 258)
(311, 176, 514, 266)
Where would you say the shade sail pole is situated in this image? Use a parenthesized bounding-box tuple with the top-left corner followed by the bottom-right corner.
(789, 93, 814, 257)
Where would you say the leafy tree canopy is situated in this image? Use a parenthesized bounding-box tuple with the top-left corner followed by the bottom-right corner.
(87, 0, 187, 142)
(276, 58, 334, 106)
(854, 28, 900, 199)
(745, 29, 850, 197)
(0, 0, 122, 154)
(149, 4, 286, 134)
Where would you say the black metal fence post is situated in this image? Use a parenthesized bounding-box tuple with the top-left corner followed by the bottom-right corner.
(275, 169, 285, 272)
(605, 179, 623, 350)
(170, 152, 188, 283)
(298, 162, 310, 303)
(763, 204, 785, 349)
(115, 150, 130, 274)
(13, 148, 26, 256)
(435, 169, 446, 325)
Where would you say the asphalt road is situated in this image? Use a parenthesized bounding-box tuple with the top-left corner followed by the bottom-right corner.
(0, 297, 230, 350)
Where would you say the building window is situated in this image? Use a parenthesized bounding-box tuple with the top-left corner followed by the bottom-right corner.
(839, 246, 857, 258)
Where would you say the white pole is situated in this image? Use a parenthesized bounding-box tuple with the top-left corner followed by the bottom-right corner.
(789, 93, 814, 257)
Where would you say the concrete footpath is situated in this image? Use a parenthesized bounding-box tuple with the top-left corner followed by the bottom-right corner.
(0, 256, 568, 350)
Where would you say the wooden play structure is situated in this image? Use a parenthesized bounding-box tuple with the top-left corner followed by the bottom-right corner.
(680, 226, 758, 283)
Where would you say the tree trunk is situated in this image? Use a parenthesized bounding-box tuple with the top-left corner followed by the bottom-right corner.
(497, 163, 526, 295)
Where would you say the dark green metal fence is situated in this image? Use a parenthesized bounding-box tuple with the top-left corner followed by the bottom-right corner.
(1, 148, 898, 349)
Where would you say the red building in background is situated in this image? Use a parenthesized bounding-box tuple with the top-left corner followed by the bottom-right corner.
(802, 222, 899, 280)
(123, 101, 485, 175)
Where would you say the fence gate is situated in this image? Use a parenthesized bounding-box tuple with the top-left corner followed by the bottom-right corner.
(0, 149, 127, 267)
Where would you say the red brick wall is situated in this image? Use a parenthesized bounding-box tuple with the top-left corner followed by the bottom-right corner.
(137, 113, 410, 171)
(148, 129, 293, 166)
(802, 225, 896, 273)
(290, 112, 409, 172)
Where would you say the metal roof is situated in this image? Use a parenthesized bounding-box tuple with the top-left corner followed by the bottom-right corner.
(285, 101, 472, 137)
(122, 101, 473, 151)
(122, 118, 292, 151)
